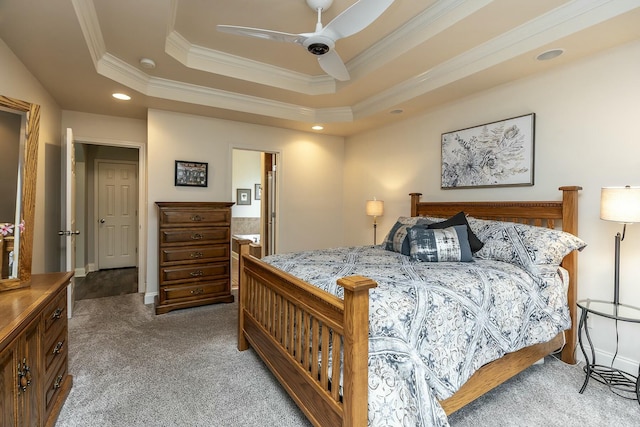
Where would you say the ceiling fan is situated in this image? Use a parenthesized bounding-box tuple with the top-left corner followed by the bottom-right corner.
(217, 0, 395, 81)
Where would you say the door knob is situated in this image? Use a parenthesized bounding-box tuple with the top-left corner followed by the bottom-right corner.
(99, 218, 106, 224)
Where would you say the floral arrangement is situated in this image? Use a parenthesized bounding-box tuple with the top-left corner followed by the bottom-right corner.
(1, 220, 25, 236)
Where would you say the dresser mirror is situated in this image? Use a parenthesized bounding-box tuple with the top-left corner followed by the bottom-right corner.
(0, 95, 39, 291)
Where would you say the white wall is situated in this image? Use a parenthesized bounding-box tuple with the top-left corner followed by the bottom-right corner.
(344, 39, 640, 370)
(61, 110, 147, 144)
(0, 38, 62, 273)
(146, 109, 345, 302)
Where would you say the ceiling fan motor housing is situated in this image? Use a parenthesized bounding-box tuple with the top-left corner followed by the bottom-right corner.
(306, 0, 334, 11)
(303, 35, 334, 55)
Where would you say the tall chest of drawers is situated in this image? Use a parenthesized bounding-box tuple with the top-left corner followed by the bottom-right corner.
(155, 202, 235, 315)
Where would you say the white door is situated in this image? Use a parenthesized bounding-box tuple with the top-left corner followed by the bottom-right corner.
(97, 161, 137, 269)
(62, 128, 76, 318)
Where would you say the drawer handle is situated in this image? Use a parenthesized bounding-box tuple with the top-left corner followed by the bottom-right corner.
(191, 233, 204, 240)
(53, 341, 65, 355)
(54, 375, 63, 390)
(190, 270, 204, 277)
(190, 251, 204, 259)
(191, 215, 203, 222)
(190, 288, 204, 295)
(17, 358, 32, 393)
(51, 308, 63, 320)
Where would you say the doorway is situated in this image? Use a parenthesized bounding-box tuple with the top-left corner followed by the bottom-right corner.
(231, 149, 278, 287)
(72, 142, 144, 298)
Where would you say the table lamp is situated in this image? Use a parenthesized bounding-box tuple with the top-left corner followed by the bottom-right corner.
(600, 186, 640, 305)
(366, 198, 384, 245)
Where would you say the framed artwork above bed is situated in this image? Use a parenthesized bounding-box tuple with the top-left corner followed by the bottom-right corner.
(441, 113, 535, 189)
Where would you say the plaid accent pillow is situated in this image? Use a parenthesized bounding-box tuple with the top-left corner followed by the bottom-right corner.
(407, 224, 473, 262)
(383, 217, 434, 255)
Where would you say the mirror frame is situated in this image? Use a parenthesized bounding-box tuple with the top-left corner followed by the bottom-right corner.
(0, 95, 39, 291)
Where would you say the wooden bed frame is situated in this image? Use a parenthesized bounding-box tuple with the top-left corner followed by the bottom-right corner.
(237, 186, 581, 427)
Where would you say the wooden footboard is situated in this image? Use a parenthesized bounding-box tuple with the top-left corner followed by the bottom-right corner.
(238, 254, 376, 427)
(238, 186, 581, 426)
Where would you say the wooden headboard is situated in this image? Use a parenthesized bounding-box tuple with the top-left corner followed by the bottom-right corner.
(409, 185, 581, 364)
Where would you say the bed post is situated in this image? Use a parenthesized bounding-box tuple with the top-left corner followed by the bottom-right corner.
(410, 193, 422, 217)
(238, 253, 249, 351)
(338, 275, 377, 427)
(559, 185, 582, 365)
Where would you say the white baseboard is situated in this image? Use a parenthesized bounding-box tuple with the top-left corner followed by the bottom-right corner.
(144, 292, 157, 305)
(74, 267, 87, 278)
(87, 263, 97, 273)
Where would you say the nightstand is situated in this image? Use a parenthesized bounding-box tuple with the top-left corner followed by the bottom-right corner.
(577, 299, 640, 403)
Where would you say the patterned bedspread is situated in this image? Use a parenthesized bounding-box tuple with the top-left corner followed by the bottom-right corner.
(262, 245, 571, 427)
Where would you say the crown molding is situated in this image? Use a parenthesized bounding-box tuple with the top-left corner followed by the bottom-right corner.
(354, 0, 638, 118)
(165, 31, 337, 95)
(71, 0, 105, 65)
(165, 0, 488, 92)
(74, 0, 638, 125)
(96, 51, 353, 123)
(348, 0, 492, 80)
(96, 54, 150, 93)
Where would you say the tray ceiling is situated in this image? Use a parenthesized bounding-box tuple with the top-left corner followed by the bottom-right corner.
(1, 0, 639, 136)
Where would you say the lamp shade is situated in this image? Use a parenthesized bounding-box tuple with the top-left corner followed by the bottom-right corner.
(366, 199, 384, 217)
(600, 186, 640, 223)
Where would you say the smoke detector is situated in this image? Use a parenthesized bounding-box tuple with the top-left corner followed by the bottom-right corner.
(139, 58, 156, 69)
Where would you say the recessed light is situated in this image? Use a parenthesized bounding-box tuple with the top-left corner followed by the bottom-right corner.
(112, 93, 131, 101)
(140, 58, 156, 69)
(536, 49, 564, 61)
(312, 125, 324, 131)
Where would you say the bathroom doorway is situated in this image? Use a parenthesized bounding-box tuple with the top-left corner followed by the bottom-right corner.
(231, 149, 277, 287)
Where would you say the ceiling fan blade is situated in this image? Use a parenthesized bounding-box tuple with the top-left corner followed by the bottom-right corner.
(317, 50, 350, 81)
(321, 0, 395, 40)
(217, 25, 306, 45)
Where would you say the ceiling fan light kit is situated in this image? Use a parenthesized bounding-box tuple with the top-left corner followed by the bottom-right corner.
(304, 37, 334, 55)
(217, 0, 395, 81)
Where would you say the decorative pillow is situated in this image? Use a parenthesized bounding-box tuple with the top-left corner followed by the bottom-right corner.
(383, 217, 434, 255)
(426, 211, 484, 253)
(467, 217, 587, 271)
(407, 224, 473, 262)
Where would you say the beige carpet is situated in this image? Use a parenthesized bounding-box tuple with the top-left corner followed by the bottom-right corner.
(56, 293, 639, 426)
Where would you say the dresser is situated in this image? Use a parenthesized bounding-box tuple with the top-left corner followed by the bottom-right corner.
(0, 271, 73, 427)
(155, 202, 235, 314)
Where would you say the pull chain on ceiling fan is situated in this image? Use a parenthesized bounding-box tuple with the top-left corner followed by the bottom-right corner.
(217, 0, 395, 81)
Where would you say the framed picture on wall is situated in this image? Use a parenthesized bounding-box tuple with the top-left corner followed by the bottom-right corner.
(237, 188, 251, 205)
(441, 113, 535, 189)
(175, 160, 208, 187)
(255, 183, 262, 200)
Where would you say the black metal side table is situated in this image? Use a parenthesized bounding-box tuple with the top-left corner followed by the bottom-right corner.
(577, 299, 640, 403)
